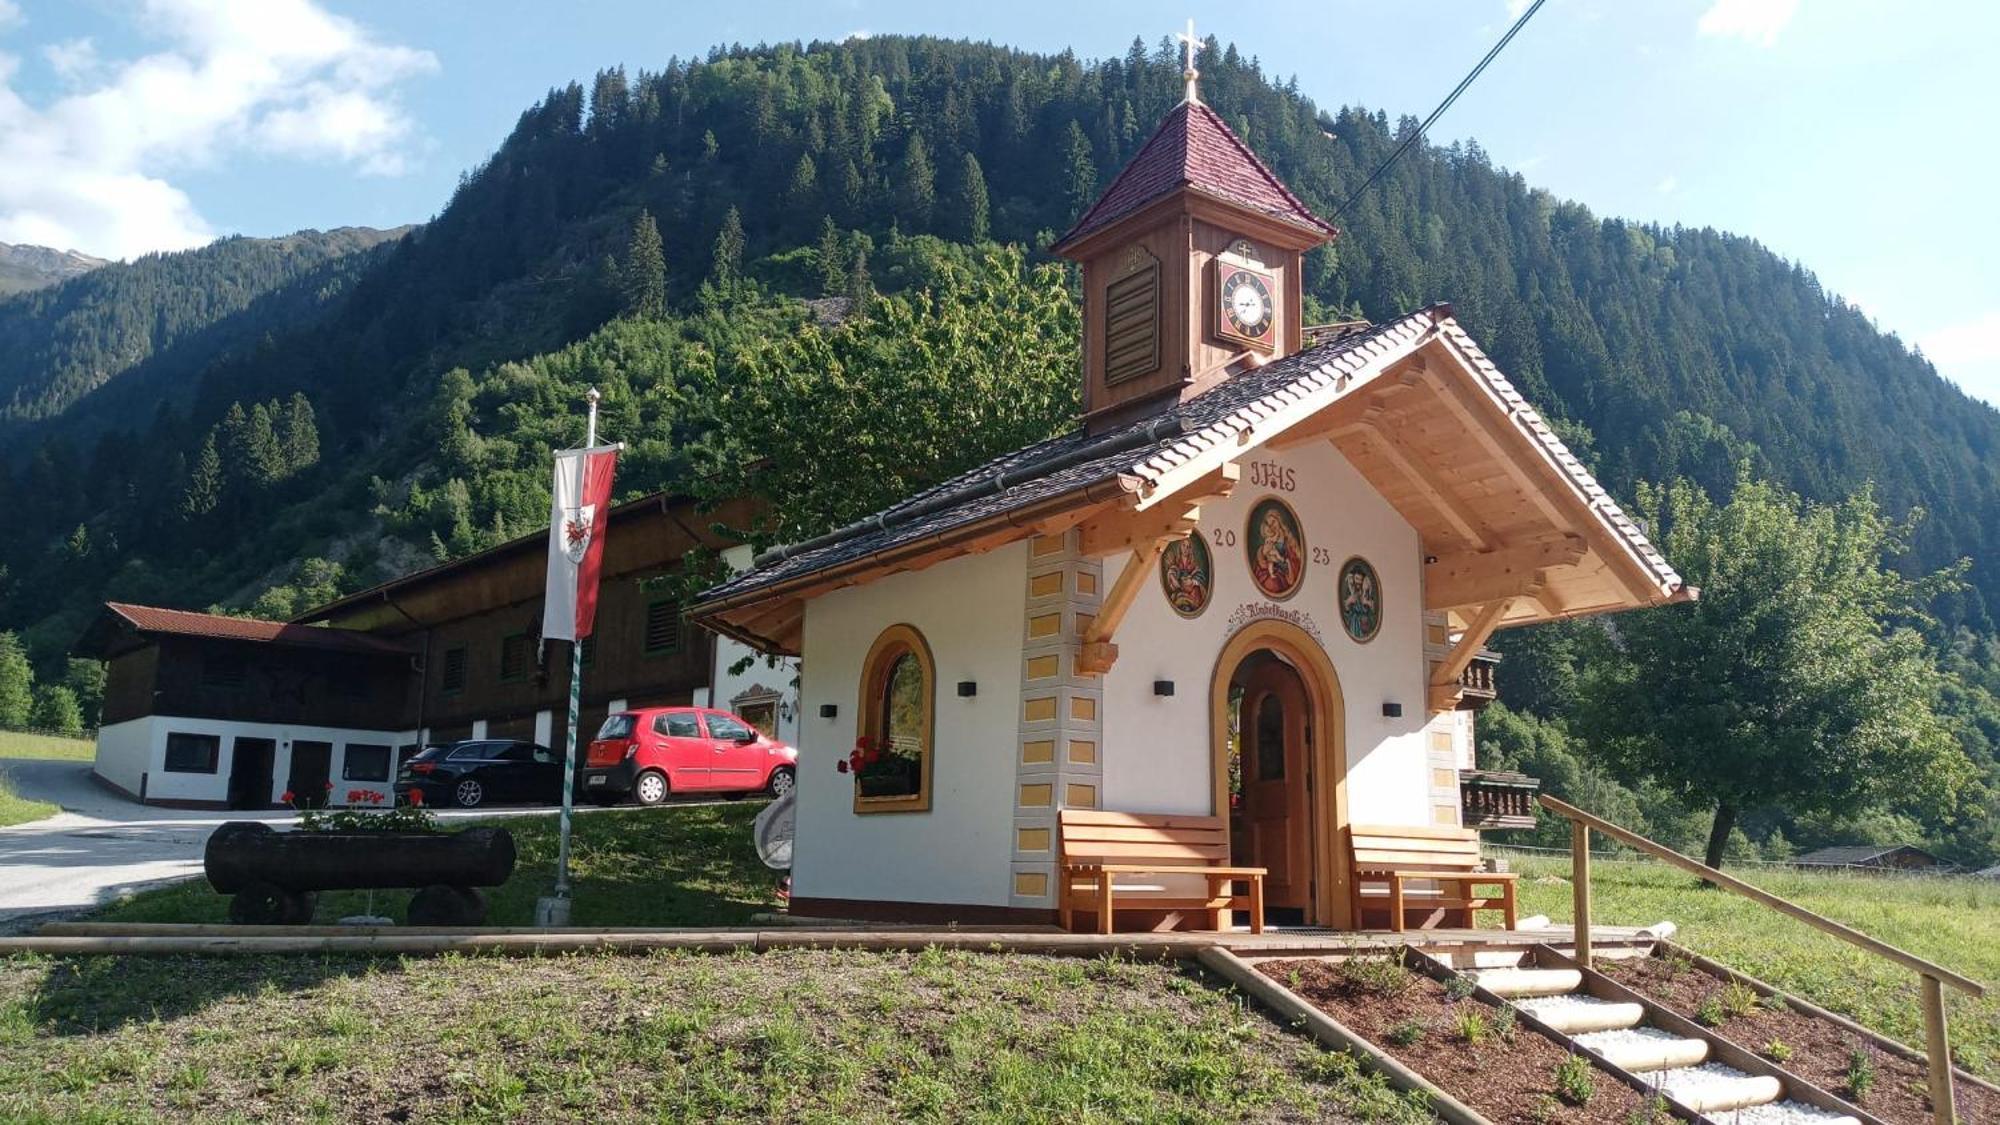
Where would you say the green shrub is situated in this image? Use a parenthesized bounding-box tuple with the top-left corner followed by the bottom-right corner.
(1845, 1047, 1876, 1101)
(1454, 1007, 1490, 1046)
(1721, 980, 1761, 1017)
(1386, 1019, 1425, 1047)
(1554, 1054, 1596, 1106)
(1765, 1037, 1792, 1063)
(1339, 956, 1412, 997)
(1694, 994, 1727, 1027)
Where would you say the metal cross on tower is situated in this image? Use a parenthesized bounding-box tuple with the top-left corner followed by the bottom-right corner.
(1178, 18, 1201, 104)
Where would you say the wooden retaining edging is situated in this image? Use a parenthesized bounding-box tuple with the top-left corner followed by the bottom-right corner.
(1658, 940, 2000, 1101)
(1194, 946, 1492, 1125)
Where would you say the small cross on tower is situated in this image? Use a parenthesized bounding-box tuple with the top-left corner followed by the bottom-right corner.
(1178, 18, 1201, 105)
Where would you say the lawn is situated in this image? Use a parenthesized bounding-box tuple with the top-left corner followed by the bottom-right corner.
(0, 772, 57, 829)
(0, 947, 1434, 1123)
(0, 730, 93, 761)
(1501, 848, 2000, 1081)
(96, 802, 783, 928)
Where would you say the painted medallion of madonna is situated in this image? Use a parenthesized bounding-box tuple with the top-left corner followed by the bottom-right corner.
(1159, 532, 1213, 618)
(1244, 498, 1306, 601)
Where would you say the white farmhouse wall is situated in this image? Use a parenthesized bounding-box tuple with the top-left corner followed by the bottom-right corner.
(792, 542, 1028, 908)
(710, 546, 801, 746)
(92, 719, 150, 797)
(1102, 438, 1434, 828)
(92, 715, 406, 806)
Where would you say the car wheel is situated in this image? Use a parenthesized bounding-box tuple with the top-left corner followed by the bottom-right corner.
(633, 769, 670, 806)
(767, 765, 796, 799)
(453, 778, 485, 808)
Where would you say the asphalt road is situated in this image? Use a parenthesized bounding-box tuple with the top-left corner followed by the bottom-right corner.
(0, 757, 685, 934)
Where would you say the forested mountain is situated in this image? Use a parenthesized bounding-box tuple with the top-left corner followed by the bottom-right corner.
(0, 242, 104, 298)
(1, 33, 1995, 673)
(0, 226, 410, 430)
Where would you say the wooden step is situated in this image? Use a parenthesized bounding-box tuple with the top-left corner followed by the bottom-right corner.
(1472, 967, 1581, 998)
(1652, 1064, 1784, 1114)
(1513, 994, 1646, 1034)
(1572, 1027, 1709, 1072)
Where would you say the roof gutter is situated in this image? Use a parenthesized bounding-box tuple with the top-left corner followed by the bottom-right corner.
(750, 416, 1183, 571)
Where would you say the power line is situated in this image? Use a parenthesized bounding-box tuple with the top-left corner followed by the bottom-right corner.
(1329, 0, 1549, 222)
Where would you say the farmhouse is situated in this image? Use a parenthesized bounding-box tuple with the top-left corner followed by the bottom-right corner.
(78, 493, 797, 809)
(692, 89, 1692, 929)
(1792, 844, 1946, 873)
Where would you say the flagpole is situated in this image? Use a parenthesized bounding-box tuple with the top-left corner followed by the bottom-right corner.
(543, 386, 597, 926)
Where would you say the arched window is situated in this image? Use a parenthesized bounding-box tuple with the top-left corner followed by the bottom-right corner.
(854, 624, 934, 813)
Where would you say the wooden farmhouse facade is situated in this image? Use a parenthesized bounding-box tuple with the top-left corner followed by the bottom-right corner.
(692, 94, 1693, 929)
(79, 493, 798, 808)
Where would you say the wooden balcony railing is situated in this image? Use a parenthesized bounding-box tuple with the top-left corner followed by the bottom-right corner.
(1455, 649, 1499, 709)
(1540, 794, 1986, 1125)
(1459, 769, 1538, 829)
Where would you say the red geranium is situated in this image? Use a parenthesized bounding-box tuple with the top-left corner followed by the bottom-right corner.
(280, 789, 294, 804)
(407, 788, 424, 806)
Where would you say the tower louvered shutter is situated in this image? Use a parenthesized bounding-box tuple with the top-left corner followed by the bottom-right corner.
(1103, 259, 1160, 386)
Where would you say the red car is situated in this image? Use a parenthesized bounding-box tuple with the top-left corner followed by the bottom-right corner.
(580, 706, 797, 805)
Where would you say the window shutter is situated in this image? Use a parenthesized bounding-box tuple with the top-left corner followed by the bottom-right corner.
(644, 599, 682, 654)
(1103, 257, 1160, 386)
(499, 634, 530, 682)
(441, 647, 468, 694)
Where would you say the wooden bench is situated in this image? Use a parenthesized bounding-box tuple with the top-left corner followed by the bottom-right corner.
(1347, 824, 1518, 932)
(1057, 809, 1267, 935)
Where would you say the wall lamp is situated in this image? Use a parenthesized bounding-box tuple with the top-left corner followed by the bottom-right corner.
(818, 704, 838, 719)
(1153, 680, 1175, 697)
(1381, 702, 1403, 718)
(956, 680, 978, 698)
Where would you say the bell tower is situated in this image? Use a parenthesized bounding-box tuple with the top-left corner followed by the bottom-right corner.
(1052, 24, 1337, 433)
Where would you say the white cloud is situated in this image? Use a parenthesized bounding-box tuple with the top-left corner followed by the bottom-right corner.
(0, 0, 437, 259)
(843, 29, 872, 42)
(0, 1, 21, 28)
(42, 38, 100, 84)
(1696, 0, 1798, 47)
(1504, 0, 1531, 17)
(1656, 175, 1678, 194)
(1920, 310, 2000, 407)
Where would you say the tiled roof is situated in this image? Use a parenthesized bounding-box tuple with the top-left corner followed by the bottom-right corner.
(694, 305, 1689, 615)
(104, 602, 415, 656)
(1056, 100, 1339, 249)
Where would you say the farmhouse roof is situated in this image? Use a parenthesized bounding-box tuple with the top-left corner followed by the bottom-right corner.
(77, 602, 416, 659)
(1793, 844, 1940, 867)
(692, 304, 1689, 650)
(1052, 99, 1338, 252)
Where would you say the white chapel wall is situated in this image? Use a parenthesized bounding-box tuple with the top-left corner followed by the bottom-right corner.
(791, 541, 1029, 908)
(1102, 438, 1434, 827)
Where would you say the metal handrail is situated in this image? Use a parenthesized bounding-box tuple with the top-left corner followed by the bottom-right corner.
(1539, 793, 1982, 1124)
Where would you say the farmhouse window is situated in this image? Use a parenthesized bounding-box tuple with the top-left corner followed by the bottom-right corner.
(164, 732, 220, 774)
(498, 633, 530, 683)
(440, 646, 468, 695)
(644, 598, 682, 655)
(853, 623, 934, 814)
(342, 744, 392, 783)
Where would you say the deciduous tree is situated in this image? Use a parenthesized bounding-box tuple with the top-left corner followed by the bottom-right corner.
(1577, 473, 1972, 870)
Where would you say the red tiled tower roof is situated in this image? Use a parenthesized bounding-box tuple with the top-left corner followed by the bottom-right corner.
(1053, 100, 1339, 252)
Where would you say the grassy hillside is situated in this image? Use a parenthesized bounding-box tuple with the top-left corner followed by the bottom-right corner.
(1507, 849, 2000, 1080)
(0, 948, 1428, 1123)
(0, 730, 94, 761)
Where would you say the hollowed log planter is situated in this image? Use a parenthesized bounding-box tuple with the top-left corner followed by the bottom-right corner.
(204, 821, 516, 926)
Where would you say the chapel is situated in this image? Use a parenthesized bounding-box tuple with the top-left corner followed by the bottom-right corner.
(691, 57, 1691, 931)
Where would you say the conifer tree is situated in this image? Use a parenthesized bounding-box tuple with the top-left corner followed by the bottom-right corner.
(180, 433, 222, 520)
(0, 632, 32, 728)
(898, 132, 935, 229)
(1061, 121, 1097, 222)
(817, 217, 846, 296)
(245, 403, 284, 486)
(845, 231, 873, 308)
(279, 392, 319, 473)
(620, 209, 668, 318)
(710, 206, 745, 288)
(787, 153, 819, 213)
(959, 152, 990, 243)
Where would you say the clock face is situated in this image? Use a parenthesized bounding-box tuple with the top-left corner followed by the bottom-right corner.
(1220, 267, 1274, 342)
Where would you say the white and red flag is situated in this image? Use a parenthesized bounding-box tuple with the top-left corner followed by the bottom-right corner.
(542, 445, 619, 642)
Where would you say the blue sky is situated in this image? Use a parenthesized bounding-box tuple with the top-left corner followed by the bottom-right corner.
(2, 0, 1996, 407)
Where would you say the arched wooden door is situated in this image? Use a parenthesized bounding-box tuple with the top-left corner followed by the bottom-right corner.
(1238, 657, 1313, 912)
